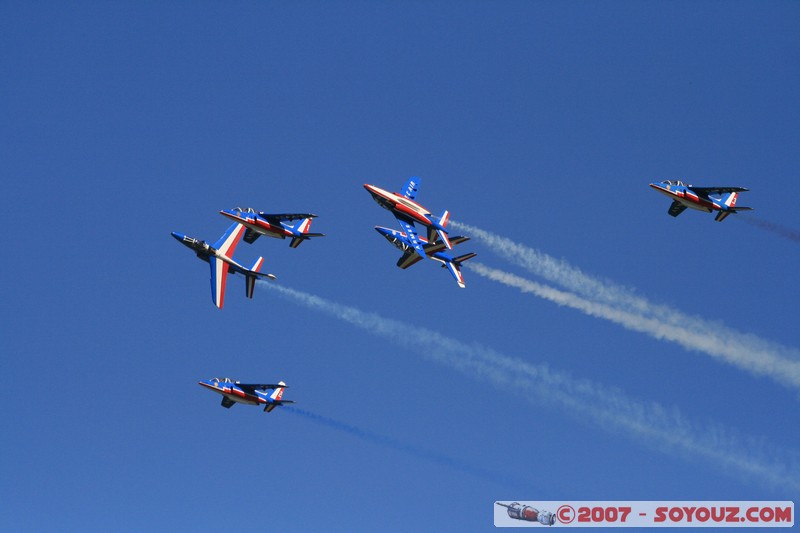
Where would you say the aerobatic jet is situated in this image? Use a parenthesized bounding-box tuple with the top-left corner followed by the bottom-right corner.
(496, 502, 555, 526)
(649, 180, 753, 222)
(198, 378, 294, 412)
(364, 177, 452, 258)
(374, 225, 476, 288)
(171, 222, 276, 308)
(219, 207, 324, 248)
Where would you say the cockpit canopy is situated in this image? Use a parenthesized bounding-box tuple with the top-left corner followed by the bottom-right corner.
(233, 207, 257, 213)
(662, 179, 690, 187)
(211, 377, 235, 383)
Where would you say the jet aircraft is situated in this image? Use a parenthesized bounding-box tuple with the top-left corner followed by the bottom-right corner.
(171, 222, 276, 308)
(219, 207, 324, 248)
(374, 225, 476, 288)
(649, 180, 753, 222)
(198, 377, 294, 412)
(364, 177, 453, 257)
(496, 502, 555, 526)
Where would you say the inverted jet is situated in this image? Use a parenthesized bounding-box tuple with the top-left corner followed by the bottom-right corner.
(198, 378, 294, 412)
(375, 225, 476, 288)
(171, 222, 276, 308)
(649, 180, 753, 222)
(364, 177, 452, 257)
(219, 207, 324, 248)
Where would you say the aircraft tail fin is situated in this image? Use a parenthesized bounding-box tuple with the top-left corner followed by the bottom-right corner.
(245, 257, 264, 298)
(264, 400, 295, 412)
(264, 381, 294, 412)
(432, 210, 452, 249)
(439, 252, 476, 288)
(269, 381, 287, 401)
(288, 217, 325, 248)
(715, 192, 753, 222)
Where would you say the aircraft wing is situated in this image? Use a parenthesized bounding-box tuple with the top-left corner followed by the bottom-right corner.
(397, 251, 425, 269)
(422, 235, 469, 255)
(687, 186, 748, 196)
(396, 218, 426, 258)
(209, 257, 230, 308)
(237, 383, 286, 392)
(243, 228, 261, 244)
(221, 397, 235, 408)
(668, 201, 688, 217)
(227, 262, 277, 280)
(259, 213, 318, 223)
(213, 223, 245, 256)
(401, 177, 420, 200)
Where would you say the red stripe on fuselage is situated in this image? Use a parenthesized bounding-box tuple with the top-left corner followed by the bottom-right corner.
(651, 184, 718, 211)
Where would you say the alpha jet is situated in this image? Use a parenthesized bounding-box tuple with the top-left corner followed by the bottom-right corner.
(171, 222, 276, 308)
(219, 207, 324, 248)
(649, 180, 753, 222)
(198, 378, 294, 412)
(375, 225, 476, 288)
(496, 502, 556, 526)
(364, 177, 453, 258)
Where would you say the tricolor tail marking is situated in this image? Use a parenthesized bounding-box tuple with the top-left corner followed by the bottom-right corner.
(270, 381, 287, 401)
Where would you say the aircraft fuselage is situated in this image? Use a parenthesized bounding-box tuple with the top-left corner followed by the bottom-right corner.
(171, 232, 249, 271)
(199, 380, 264, 406)
(363, 184, 433, 226)
(649, 183, 717, 213)
(219, 210, 289, 240)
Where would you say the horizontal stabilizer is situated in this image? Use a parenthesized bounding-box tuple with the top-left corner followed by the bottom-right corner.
(453, 252, 477, 264)
(264, 400, 294, 413)
(289, 233, 325, 248)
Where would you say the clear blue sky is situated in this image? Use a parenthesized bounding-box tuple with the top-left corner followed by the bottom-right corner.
(3, 2, 798, 531)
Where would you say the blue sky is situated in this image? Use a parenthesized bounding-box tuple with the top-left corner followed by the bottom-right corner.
(3, 2, 799, 530)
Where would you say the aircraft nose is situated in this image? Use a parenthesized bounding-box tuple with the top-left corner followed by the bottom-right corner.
(171, 231, 186, 242)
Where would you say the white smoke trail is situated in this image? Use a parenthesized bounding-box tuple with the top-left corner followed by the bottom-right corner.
(469, 263, 800, 389)
(451, 221, 649, 312)
(260, 282, 800, 492)
(452, 221, 800, 390)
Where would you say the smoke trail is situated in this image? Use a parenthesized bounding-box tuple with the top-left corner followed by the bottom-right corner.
(259, 282, 800, 492)
(285, 406, 525, 488)
(737, 215, 800, 243)
(450, 221, 647, 313)
(469, 262, 800, 389)
(452, 221, 800, 390)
